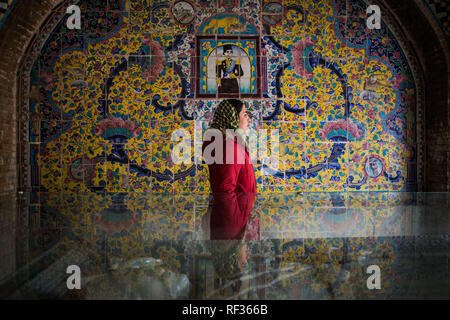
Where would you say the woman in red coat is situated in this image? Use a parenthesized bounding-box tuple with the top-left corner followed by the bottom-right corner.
(202, 99, 257, 241)
(202, 99, 258, 284)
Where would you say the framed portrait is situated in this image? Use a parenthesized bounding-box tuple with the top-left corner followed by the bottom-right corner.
(196, 36, 261, 98)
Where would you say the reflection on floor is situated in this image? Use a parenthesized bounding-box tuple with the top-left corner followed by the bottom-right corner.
(0, 192, 448, 299)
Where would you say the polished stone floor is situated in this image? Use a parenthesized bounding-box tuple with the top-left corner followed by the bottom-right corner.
(0, 192, 448, 299)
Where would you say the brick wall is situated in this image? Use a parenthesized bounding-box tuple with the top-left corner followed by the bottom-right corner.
(0, 0, 61, 195)
(0, 0, 62, 285)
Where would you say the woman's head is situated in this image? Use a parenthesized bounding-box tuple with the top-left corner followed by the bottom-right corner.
(211, 99, 250, 132)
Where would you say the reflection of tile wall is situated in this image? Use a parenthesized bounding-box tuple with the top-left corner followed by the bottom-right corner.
(27, 0, 417, 193)
(30, 192, 417, 258)
(23, 191, 423, 299)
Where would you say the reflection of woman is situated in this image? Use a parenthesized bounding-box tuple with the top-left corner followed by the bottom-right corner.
(208, 191, 258, 295)
(210, 238, 248, 286)
(216, 45, 244, 94)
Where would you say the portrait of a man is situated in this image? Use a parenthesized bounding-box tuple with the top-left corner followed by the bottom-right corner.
(196, 36, 260, 98)
(365, 157, 383, 178)
(216, 44, 244, 94)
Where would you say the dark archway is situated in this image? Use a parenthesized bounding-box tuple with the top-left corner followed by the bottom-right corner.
(0, 0, 63, 195)
(375, 0, 449, 191)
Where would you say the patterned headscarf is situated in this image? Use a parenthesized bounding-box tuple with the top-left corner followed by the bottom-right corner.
(210, 100, 240, 132)
(209, 100, 248, 150)
(211, 239, 246, 281)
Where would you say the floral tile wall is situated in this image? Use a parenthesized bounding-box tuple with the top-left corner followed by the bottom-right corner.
(25, 0, 418, 193)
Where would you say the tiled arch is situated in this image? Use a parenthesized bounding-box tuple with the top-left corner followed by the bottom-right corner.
(0, 0, 445, 193)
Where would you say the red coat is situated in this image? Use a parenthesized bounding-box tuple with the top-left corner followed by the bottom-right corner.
(202, 136, 257, 240)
